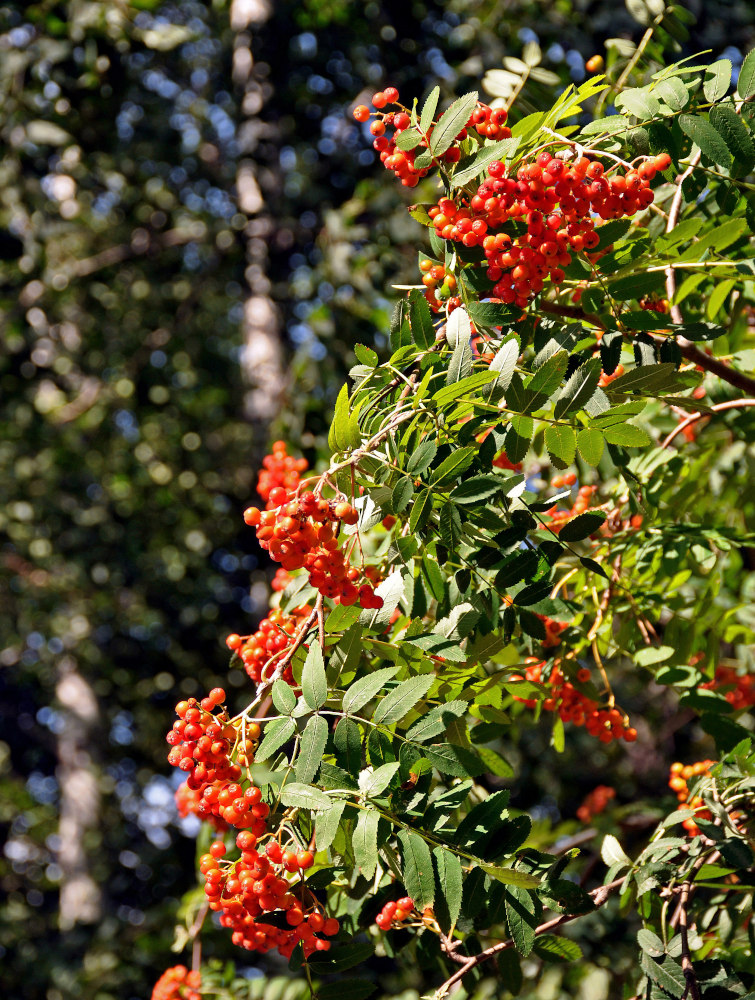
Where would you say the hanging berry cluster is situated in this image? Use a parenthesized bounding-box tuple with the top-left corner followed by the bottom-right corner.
(150, 966, 201, 1000)
(200, 835, 339, 959)
(226, 604, 312, 686)
(512, 658, 637, 743)
(353, 87, 468, 187)
(539, 614, 568, 649)
(257, 440, 309, 508)
(544, 484, 599, 532)
(701, 666, 755, 710)
(166, 690, 265, 830)
(425, 150, 670, 308)
(576, 784, 616, 823)
(668, 760, 715, 835)
(244, 488, 383, 609)
(419, 258, 461, 312)
(375, 895, 417, 930)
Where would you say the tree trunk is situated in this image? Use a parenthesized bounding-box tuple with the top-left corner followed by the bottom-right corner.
(56, 656, 102, 930)
(231, 0, 287, 424)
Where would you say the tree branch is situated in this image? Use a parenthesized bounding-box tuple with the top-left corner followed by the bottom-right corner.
(662, 151, 755, 396)
(540, 300, 755, 397)
(678, 883, 701, 1000)
(660, 398, 755, 449)
(434, 877, 626, 998)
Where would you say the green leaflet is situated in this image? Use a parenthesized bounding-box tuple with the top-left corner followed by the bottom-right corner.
(418, 742, 485, 777)
(577, 427, 605, 466)
(544, 424, 576, 467)
(482, 864, 541, 889)
(615, 87, 661, 119)
(703, 59, 732, 102)
(534, 935, 583, 963)
(373, 674, 434, 725)
(295, 714, 328, 784)
(557, 511, 607, 542)
(603, 422, 652, 447)
(398, 829, 435, 910)
(433, 846, 463, 932)
(407, 439, 437, 475)
(409, 487, 434, 532)
(738, 47, 755, 99)
(328, 383, 351, 452)
(429, 447, 476, 485)
(279, 782, 331, 811)
(343, 666, 400, 715)
(429, 91, 479, 156)
(408, 288, 435, 350)
(360, 761, 400, 797)
(352, 809, 379, 880)
(301, 642, 328, 710)
(255, 717, 296, 762)
(406, 700, 467, 741)
(392, 476, 414, 514)
(553, 357, 601, 419)
(505, 885, 539, 956)
(272, 678, 296, 714)
(709, 104, 755, 175)
(679, 113, 732, 168)
(315, 800, 346, 852)
(420, 85, 440, 132)
(525, 349, 568, 406)
(334, 717, 362, 776)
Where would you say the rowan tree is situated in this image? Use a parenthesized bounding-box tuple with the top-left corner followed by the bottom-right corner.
(152, 21, 755, 1000)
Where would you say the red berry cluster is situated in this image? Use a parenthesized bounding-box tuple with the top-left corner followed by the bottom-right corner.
(639, 295, 670, 313)
(576, 784, 616, 823)
(598, 363, 625, 387)
(151, 966, 201, 1000)
(544, 484, 599, 532)
(257, 440, 309, 509)
(175, 780, 228, 833)
(166, 691, 266, 830)
(701, 666, 755, 710)
(540, 615, 568, 649)
(425, 151, 669, 308)
(375, 895, 416, 930)
(469, 102, 512, 140)
(226, 605, 312, 686)
(474, 427, 522, 471)
(669, 761, 715, 835)
(271, 567, 292, 592)
(244, 489, 383, 608)
(419, 258, 461, 312)
(353, 87, 463, 188)
(201, 833, 339, 959)
(512, 659, 637, 743)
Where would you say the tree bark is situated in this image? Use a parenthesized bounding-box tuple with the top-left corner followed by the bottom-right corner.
(56, 656, 102, 930)
(231, 0, 287, 424)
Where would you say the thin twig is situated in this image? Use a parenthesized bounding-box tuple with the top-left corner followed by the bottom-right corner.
(660, 398, 755, 449)
(434, 877, 626, 997)
(189, 901, 209, 974)
(678, 882, 702, 1000)
(664, 150, 702, 325)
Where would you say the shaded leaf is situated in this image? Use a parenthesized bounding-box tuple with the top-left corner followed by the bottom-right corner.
(398, 829, 435, 909)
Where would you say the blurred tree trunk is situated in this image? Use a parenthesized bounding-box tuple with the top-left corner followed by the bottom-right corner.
(231, 0, 287, 424)
(56, 657, 102, 930)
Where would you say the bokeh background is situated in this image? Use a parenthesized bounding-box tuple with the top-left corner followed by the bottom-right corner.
(1, 2, 754, 998)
